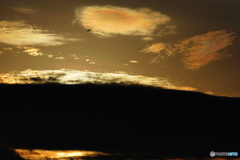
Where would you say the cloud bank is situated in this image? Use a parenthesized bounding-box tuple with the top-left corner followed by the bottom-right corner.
(74, 6, 171, 37)
(142, 30, 236, 69)
(0, 21, 78, 46)
(0, 69, 196, 92)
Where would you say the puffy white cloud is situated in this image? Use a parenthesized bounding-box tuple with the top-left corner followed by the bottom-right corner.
(0, 21, 79, 46)
(73, 5, 172, 37)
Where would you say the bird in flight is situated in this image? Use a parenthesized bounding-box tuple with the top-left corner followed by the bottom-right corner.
(86, 29, 91, 32)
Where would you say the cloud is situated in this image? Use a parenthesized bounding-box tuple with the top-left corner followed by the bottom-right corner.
(129, 60, 138, 64)
(55, 56, 65, 60)
(142, 37, 154, 41)
(3, 47, 13, 50)
(70, 54, 79, 60)
(89, 61, 96, 65)
(0, 21, 78, 46)
(142, 43, 171, 54)
(23, 47, 44, 57)
(158, 25, 177, 36)
(0, 69, 196, 92)
(73, 5, 171, 37)
(142, 30, 236, 68)
(1, 46, 69, 59)
(47, 55, 54, 58)
(176, 30, 236, 70)
(12, 7, 36, 14)
(141, 42, 174, 62)
(84, 56, 98, 65)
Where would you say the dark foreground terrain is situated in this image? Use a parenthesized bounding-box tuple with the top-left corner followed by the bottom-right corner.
(0, 84, 240, 159)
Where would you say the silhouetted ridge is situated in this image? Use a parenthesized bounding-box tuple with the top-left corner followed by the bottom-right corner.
(1, 83, 239, 158)
(0, 83, 239, 108)
(0, 143, 24, 160)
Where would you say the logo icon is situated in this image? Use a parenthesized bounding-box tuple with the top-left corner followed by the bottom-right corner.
(210, 151, 215, 157)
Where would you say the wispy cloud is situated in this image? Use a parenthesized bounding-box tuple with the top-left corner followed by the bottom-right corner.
(0, 21, 79, 46)
(70, 54, 79, 60)
(73, 5, 172, 38)
(129, 60, 138, 64)
(1, 46, 70, 60)
(141, 42, 174, 62)
(158, 25, 177, 36)
(55, 56, 65, 60)
(3, 47, 13, 51)
(23, 47, 44, 57)
(0, 69, 196, 92)
(141, 37, 154, 41)
(142, 43, 171, 54)
(176, 30, 236, 70)
(12, 6, 36, 14)
(142, 30, 236, 69)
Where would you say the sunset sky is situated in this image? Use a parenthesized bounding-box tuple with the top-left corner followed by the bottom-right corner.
(0, 0, 240, 97)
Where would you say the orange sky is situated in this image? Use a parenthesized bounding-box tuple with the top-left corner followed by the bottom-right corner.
(0, 0, 240, 97)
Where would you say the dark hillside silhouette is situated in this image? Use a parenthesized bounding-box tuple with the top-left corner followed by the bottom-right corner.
(0, 83, 239, 158)
(0, 143, 24, 160)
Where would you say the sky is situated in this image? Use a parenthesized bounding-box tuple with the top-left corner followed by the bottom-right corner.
(0, 0, 240, 97)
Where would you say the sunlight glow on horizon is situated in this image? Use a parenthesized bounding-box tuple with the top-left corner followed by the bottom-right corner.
(15, 149, 109, 159)
(15, 149, 240, 160)
(0, 69, 199, 93)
